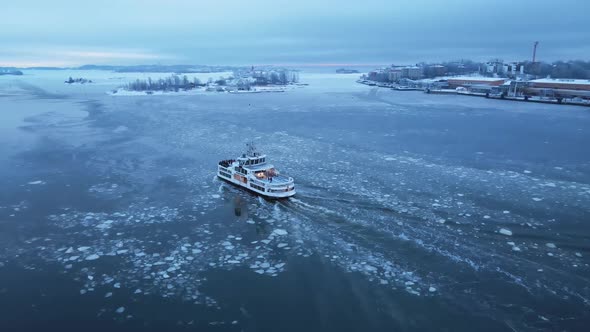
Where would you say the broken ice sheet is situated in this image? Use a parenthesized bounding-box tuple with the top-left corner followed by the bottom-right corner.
(85, 254, 100, 261)
(272, 229, 288, 236)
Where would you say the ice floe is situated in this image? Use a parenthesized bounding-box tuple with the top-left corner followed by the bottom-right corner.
(85, 254, 100, 261)
(273, 229, 288, 236)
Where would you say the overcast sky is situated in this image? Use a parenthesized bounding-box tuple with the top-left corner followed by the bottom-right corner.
(1, 0, 588, 67)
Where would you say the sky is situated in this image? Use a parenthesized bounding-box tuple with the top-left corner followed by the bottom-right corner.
(1, 0, 588, 67)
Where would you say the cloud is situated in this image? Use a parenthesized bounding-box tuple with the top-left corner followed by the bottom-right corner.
(0, 0, 588, 66)
(0, 46, 176, 67)
(57, 50, 163, 60)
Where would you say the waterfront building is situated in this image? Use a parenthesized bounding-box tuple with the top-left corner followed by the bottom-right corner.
(447, 77, 506, 88)
(388, 69, 402, 82)
(402, 66, 423, 80)
(529, 78, 590, 91)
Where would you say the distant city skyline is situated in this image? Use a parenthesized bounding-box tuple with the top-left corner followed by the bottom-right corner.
(1, 0, 588, 67)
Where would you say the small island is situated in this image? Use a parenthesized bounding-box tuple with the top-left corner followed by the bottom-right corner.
(0, 68, 23, 76)
(336, 68, 359, 74)
(112, 67, 301, 95)
(65, 77, 92, 84)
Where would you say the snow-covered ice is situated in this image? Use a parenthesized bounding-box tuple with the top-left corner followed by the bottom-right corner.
(85, 254, 100, 261)
(273, 229, 288, 236)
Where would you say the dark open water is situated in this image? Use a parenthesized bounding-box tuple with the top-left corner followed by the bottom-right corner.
(0, 71, 589, 331)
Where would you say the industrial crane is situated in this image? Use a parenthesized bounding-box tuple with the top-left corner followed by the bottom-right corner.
(529, 41, 540, 78)
(532, 41, 539, 63)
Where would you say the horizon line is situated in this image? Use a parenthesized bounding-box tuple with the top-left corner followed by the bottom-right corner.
(2, 58, 588, 70)
(0, 62, 390, 69)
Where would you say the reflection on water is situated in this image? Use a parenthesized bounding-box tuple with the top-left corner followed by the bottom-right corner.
(254, 217, 268, 237)
(229, 193, 271, 237)
(233, 195, 243, 217)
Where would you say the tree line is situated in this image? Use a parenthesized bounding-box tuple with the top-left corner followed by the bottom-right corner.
(525, 60, 590, 79)
(0, 68, 23, 76)
(126, 75, 205, 92)
(407, 60, 590, 80)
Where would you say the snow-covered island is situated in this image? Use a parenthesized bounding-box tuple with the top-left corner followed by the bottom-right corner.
(65, 77, 92, 84)
(0, 68, 23, 76)
(110, 67, 301, 96)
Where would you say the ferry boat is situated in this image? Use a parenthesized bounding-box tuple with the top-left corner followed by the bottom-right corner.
(217, 143, 295, 199)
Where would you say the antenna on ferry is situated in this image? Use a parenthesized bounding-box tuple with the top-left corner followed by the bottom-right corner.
(246, 140, 258, 156)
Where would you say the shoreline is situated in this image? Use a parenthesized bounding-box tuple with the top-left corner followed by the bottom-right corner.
(107, 85, 300, 96)
(358, 81, 590, 108)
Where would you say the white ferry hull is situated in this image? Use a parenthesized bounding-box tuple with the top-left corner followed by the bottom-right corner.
(217, 173, 295, 199)
(217, 166, 295, 198)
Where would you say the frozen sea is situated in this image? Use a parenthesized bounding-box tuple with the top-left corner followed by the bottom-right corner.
(0, 69, 589, 331)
